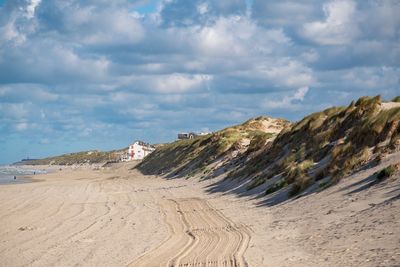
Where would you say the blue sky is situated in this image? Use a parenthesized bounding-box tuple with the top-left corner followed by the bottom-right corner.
(0, 0, 399, 164)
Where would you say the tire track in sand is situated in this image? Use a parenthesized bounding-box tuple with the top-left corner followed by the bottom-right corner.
(129, 197, 251, 267)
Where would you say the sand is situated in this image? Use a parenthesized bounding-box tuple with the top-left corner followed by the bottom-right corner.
(0, 154, 399, 267)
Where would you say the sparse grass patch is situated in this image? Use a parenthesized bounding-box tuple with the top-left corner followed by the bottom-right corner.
(289, 176, 312, 196)
(285, 160, 314, 184)
(247, 132, 275, 152)
(376, 165, 397, 181)
(295, 144, 306, 162)
(314, 167, 327, 181)
(389, 134, 400, 150)
(265, 179, 288, 195)
(299, 160, 314, 171)
(318, 180, 332, 190)
(342, 147, 371, 173)
(246, 177, 265, 190)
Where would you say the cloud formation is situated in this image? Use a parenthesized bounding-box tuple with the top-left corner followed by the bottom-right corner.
(0, 0, 399, 163)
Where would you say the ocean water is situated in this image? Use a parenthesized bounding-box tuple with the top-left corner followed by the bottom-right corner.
(0, 165, 47, 184)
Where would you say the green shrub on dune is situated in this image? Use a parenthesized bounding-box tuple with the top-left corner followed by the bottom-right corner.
(376, 165, 397, 181)
(392, 96, 400, 102)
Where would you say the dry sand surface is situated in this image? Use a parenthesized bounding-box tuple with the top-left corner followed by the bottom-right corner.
(0, 155, 399, 267)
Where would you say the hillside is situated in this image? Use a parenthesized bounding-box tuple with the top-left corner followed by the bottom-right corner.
(138, 95, 400, 198)
(231, 95, 400, 196)
(16, 149, 126, 166)
(137, 116, 291, 178)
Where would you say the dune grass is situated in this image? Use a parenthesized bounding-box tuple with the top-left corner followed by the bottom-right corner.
(376, 165, 397, 181)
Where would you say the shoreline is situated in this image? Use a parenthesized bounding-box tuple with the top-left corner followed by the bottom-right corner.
(0, 164, 57, 185)
(0, 175, 36, 185)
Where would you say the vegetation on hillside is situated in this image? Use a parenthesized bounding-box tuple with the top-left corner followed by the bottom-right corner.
(22, 95, 399, 201)
(376, 165, 398, 181)
(229, 95, 400, 196)
(19, 149, 124, 165)
(137, 116, 290, 178)
(139, 95, 400, 199)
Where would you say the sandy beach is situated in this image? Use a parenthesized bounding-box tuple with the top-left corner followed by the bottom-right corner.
(0, 156, 399, 266)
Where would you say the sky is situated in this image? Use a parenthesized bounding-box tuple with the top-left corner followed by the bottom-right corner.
(0, 0, 399, 164)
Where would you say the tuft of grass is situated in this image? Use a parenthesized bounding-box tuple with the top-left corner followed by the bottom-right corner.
(299, 160, 314, 170)
(285, 160, 314, 184)
(318, 180, 332, 190)
(265, 179, 288, 195)
(389, 134, 400, 150)
(289, 175, 312, 196)
(314, 168, 328, 181)
(246, 177, 265, 190)
(343, 147, 371, 173)
(376, 165, 397, 181)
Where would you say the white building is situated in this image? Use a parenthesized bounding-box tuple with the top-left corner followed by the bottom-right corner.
(128, 141, 155, 160)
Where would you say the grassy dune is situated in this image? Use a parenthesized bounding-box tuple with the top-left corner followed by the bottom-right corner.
(18, 149, 125, 166)
(137, 116, 290, 178)
(139, 95, 400, 197)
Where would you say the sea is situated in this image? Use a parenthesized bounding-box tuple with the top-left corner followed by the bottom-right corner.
(0, 165, 47, 184)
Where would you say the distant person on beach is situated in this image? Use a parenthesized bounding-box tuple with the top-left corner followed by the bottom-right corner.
(14, 176, 16, 180)
(34, 171, 36, 175)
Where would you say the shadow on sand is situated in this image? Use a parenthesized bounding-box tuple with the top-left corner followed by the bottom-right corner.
(136, 159, 400, 208)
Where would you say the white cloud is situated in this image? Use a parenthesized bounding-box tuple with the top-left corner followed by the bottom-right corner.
(196, 16, 256, 56)
(302, 0, 358, 45)
(0, 21, 25, 44)
(133, 73, 212, 94)
(252, 1, 321, 26)
(263, 87, 310, 110)
(80, 10, 144, 45)
(26, 0, 42, 19)
(0, 103, 29, 120)
(293, 86, 309, 101)
(341, 66, 400, 90)
(15, 122, 29, 131)
(235, 59, 314, 90)
(301, 50, 319, 63)
(197, 3, 209, 15)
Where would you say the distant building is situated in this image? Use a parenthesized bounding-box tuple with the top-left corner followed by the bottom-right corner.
(178, 132, 196, 139)
(178, 132, 211, 140)
(120, 152, 129, 162)
(128, 141, 155, 160)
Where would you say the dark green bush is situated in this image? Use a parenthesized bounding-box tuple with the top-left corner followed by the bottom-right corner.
(265, 179, 288, 195)
(289, 176, 312, 196)
(247, 177, 265, 190)
(392, 96, 400, 102)
(376, 165, 397, 181)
